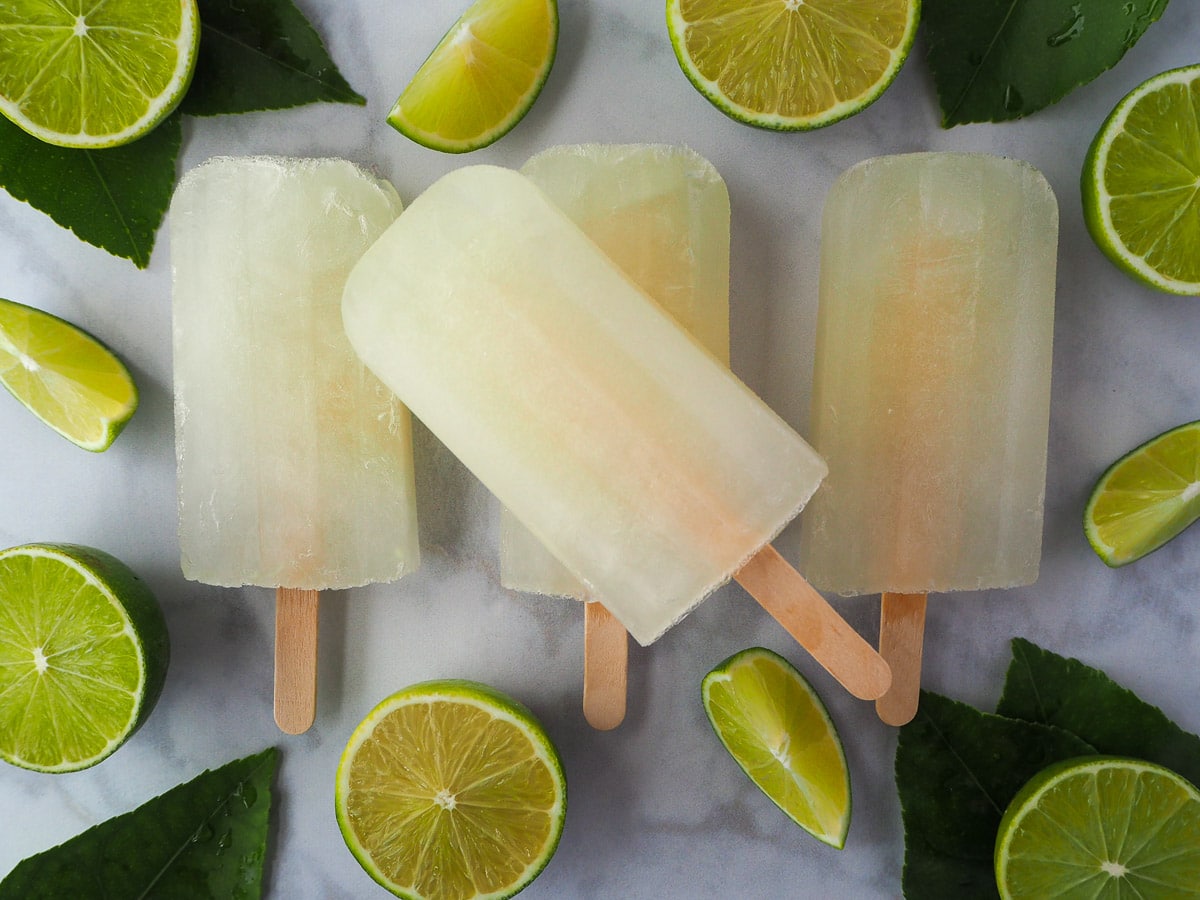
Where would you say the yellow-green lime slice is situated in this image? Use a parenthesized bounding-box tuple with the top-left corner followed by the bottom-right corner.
(0, 543, 169, 773)
(335, 680, 567, 900)
(1082, 64, 1200, 295)
(0, 297, 138, 451)
(995, 756, 1200, 899)
(1085, 420, 1200, 566)
(387, 0, 558, 153)
(0, 0, 200, 149)
(666, 0, 919, 131)
(702, 647, 850, 848)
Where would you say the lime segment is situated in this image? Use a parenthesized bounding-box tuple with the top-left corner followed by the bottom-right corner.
(0, 544, 169, 773)
(995, 756, 1200, 899)
(702, 647, 850, 848)
(336, 680, 566, 900)
(387, 0, 558, 153)
(0, 297, 138, 451)
(1082, 64, 1200, 295)
(1085, 420, 1200, 566)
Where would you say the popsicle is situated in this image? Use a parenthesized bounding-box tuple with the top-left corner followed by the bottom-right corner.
(172, 156, 420, 733)
(500, 143, 732, 729)
(799, 152, 1058, 724)
(343, 164, 890, 701)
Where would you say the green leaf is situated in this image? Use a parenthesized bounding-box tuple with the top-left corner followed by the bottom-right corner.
(998, 637, 1200, 787)
(182, 0, 366, 116)
(0, 113, 180, 268)
(896, 691, 1094, 899)
(924, 0, 1171, 126)
(0, 748, 278, 900)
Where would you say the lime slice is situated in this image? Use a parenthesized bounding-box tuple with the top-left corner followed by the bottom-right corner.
(666, 0, 919, 131)
(335, 680, 567, 899)
(1082, 64, 1200, 295)
(995, 756, 1200, 899)
(0, 543, 169, 773)
(387, 0, 558, 153)
(0, 0, 199, 149)
(1084, 420, 1200, 566)
(0, 297, 138, 452)
(701, 647, 850, 848)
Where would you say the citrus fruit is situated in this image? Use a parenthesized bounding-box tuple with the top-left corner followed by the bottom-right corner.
(995, 756, 1200, 899)
(0, 543, 170, 773)
(335, 680, 567, 900)
(666, 0, 919, 131)
(1082, 64, 1200, 295)
(1084, 420, 1200, 566)
(0, 297, 138, 452)
(701, 647, 850, 848)
(0, 0, 200, 149)
(387, 0, 558, 153)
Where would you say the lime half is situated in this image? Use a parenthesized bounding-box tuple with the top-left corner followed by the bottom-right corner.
(0, 544, 169, 773)
(1082, 64, 1200, 295)
(388, 0, 558, 153)
(1085, 420, 1200, 566)
(666, 0, 919, 131)
(702, 647, 850, 848)
(996, 756, 1200, 899)
(336, 680, 567, 900)
(0, 297, 138, 451)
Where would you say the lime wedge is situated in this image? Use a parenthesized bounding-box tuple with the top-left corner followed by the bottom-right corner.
(1084, 420, 1200, 566)
(666, 0, 919, 131)
(0, 0, 200, 149)
(387, 0, 558, 153)
(0, 544, 169, 773)
(335, 680, 567, 900)
(995, 756, 1200, 899)
(1082, 64, 1200, 295)
(702, 647, 850, 848)
(0, 297, 138, 452)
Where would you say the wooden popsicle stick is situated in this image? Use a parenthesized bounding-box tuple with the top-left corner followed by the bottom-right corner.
(582, 601, 628, 731)
(274, 587, 320, 734)
(734, 545, 891, 701)
(875, 592, 927, 727)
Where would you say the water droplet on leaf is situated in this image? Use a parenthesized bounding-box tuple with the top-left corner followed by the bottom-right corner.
(1003, 84, 1024, 113)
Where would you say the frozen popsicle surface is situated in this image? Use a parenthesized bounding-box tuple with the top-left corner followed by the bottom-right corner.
(799, 152, 1058, 596)
(343, 165, 827, 646)
(172, 156, 420, 590)
(500, 143, 731, 599)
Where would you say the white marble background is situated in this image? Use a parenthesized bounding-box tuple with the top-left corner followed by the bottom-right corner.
(3, 1, 1200, 897)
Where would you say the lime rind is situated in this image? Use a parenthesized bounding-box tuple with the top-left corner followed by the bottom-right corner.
(1084, 420, 1200, 566)
(665, 0, 920, 131)
(1082, 64, 1200, 296)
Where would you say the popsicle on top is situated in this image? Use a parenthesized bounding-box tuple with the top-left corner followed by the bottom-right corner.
(799, 152, 1058, 724)
(172, 156, 420, 733)
(343, 164, 890, 701)
(500, 143, 732, 729)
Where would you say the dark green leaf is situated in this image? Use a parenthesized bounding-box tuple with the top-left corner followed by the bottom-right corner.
(896, 691, 1094, 899)
(924, 0, 1171, 126)
(0, 748, 278, 900)
(182, 0, 365, 116)
(998, 637, 1200, 787)
(0, 113, 180, 268)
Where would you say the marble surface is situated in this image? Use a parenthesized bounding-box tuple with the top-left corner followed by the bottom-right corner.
(3, 2, 1200, 897)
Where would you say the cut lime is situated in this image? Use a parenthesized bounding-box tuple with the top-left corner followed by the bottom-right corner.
(0, 297, 138, 451)
(666, 0, 919, 131)
(0, 544, 169, 773)
(336, 680, 567, 900)
(387, 0, 558, 153)
(1082, 64, 1200, 295)
(702, 647, 850, 848)
(0, 0, 200, 149)
(1085, 420, 1200, 566)
(995, 756, 1200, 899)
